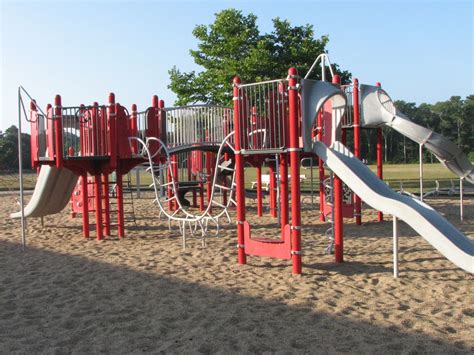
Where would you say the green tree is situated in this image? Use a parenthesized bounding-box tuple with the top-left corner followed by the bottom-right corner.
(169, 9, 351, 106)
(0, 126, 31, 172)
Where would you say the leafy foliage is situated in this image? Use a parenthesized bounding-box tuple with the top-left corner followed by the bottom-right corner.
(0, 126, 31, 172)
(169, 9, 351, 106)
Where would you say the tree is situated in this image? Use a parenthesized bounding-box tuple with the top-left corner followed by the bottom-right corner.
(0, 125, 31, 172)
(169, 9, 351, 106)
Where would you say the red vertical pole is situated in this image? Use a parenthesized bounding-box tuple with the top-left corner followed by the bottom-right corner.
(108, 93, 117, 168)
(54, 95, 63, 168)
(317, 110, 325, 221)
(116, 172, 125, 237)
(288, 68, 302, 274)
(172, 155, 179, 210)
(81, 174, 89, 239)
(269, 165, 277, 217)
(233, 76, 246, 265)
(256, 161, 263, 217)
(168, 166, 173, 211)
(94, 174, 103, 240)
(332, 74, 344, 263)
(131, 104, 138, 154)
(376, 82, 383, 222)
(279, 153, 289, 236)
(103, 174, 111, 236)
(353, 79, 362, 225)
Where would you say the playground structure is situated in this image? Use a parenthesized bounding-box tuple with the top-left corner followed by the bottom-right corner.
(13, 54, 473, 275)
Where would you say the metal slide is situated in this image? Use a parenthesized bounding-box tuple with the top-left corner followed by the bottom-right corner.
(360, 84, 473, 183)
(313, 140, 474, 273)
(11, 165, 78, 218)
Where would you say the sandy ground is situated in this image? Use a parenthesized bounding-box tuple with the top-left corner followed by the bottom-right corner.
(0, 192, 473, 353)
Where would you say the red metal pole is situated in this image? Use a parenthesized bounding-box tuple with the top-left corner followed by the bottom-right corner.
(54, 95, 63, 168)
(353, 79, 362, 225)
(108, 93, 117, 168)
(332, 74, 344, 263)
(317, 110, 325, 221)
(288, 68, 302, 274)
(233, 76, 246, 265)
(279, 153, 289, 236)
(256, 161, 263, 217)
(269, 164, 277, 217)
(102, 174, 111, 236)
(131, 104, 138, 154)
(376, 82, 383, 222)
(81, 174, 89, 239)
(172, 155, 179, 211)
(94, 174, 103, 240)
(116, 172, 125, 237)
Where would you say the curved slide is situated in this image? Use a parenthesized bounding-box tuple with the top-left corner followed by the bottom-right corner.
(314, 140, 474, 273)
(360, 84, 473, 184)
(11, 165, 78, 219)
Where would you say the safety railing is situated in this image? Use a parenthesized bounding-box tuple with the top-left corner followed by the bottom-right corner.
(60, 105, 111, 159)
(235, 79, 289, 154)
(341, 84, 353, 128)
(163, 105, 232, 148)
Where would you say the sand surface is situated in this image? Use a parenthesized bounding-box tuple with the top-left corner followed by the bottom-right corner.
(0, 193, 473, 353)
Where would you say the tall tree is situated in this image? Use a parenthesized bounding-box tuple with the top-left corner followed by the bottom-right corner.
(0, 126, 31, 172)
(169, 9, 351, 106)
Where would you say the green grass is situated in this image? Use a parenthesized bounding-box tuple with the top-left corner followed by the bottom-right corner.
(0, 162, 461, 193)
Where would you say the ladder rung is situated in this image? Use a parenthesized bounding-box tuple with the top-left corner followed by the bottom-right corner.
(214, 184, 232, 191)
(211, 200, 225, 208)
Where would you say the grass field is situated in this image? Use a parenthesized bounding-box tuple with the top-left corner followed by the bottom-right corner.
(0, 162, 462, 192)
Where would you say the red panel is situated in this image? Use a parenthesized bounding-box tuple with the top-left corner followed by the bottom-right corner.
(244, 222, 291, 260)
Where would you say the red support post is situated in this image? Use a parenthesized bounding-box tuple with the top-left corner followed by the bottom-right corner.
(376, 82, 384, 222)
(103, 174, 111, 236)
(288, 68, 302, 274)
(279, 153, 289, 236)
(94, 175, 103, 240)
(256, 161, 263, 217)
(353, 79, 362, 225)
(131, 104, 138, 154)
(116, 172, 125, 238)
(332, 74, 344, 263)
(269, 165, 277, 217)
(233, 76, 247, 265)
(108, 93, 117, 168)
(317, 110, 325, 221)
(172, 155, 179, 211)
(81, 174, 89, 239)
(54, 95, 63, 168)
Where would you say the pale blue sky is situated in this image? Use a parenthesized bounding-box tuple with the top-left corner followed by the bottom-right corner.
(1, 0, 473, 132)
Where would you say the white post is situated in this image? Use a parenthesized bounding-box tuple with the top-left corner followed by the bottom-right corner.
(419, 143, 424, 201)
(393, 216, 399, 278)
(460, 177, 464, 221)
(18, 88, 27, 250)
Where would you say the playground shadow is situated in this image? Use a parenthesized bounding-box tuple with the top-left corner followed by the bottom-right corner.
(0, 240, 470, 353)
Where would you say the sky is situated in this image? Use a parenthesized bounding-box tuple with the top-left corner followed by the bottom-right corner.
(1, 0, 473, 132)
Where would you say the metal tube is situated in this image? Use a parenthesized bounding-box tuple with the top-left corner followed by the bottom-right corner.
(81, 174, 89, 238)
(256, 162, 263, 217)
(288, 68, 302, 274)
(419, 143, 424, 202)
(332, 75, 344, 263)
(233, 76, 247, 264)
(376, 127, 384, 221)
(116, 172, 125, 238)
(17, 88, 27, 250)
(460, 178, 464, 221)
(353, 79, 362, 225)
(393, 216, 399, 278)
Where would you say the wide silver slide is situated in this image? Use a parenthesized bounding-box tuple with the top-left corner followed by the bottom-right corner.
(360, 84, 473, 183)
(11, 165, 78, 218)
(314, 140, 473, 273)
